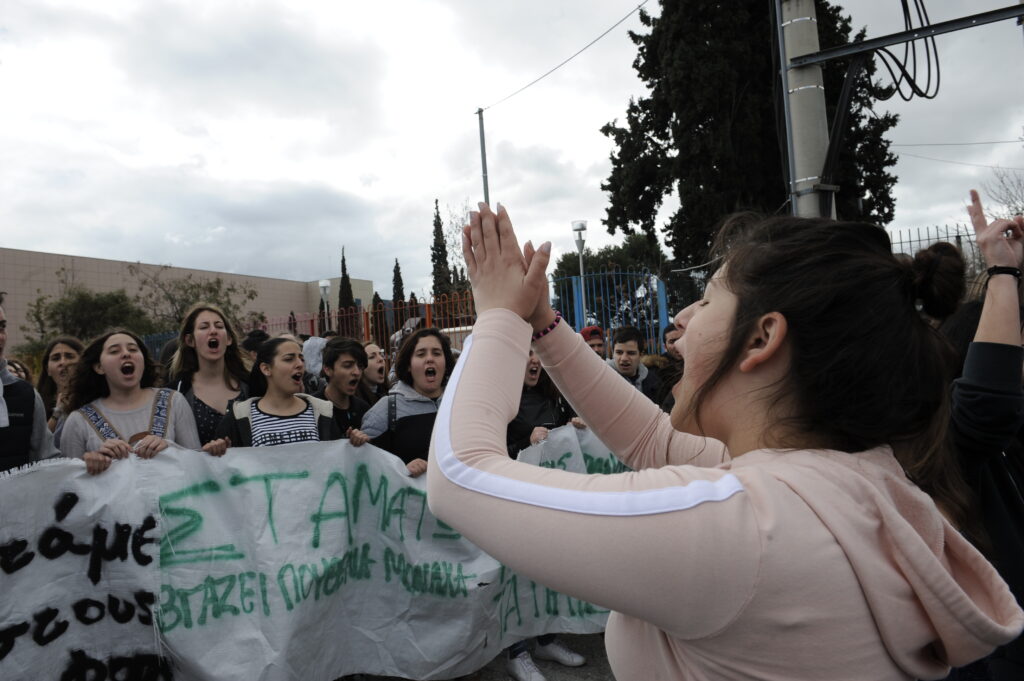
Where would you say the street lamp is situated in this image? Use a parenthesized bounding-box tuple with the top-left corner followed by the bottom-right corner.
(319, 279, 330, 334)
(571, 221, 588, 325)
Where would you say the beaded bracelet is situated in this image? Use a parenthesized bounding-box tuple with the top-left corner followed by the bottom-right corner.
(987, 265, 1022, 280)
(532, 311, 562, 341)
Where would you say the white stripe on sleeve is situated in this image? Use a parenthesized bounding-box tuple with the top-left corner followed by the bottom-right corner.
(432, 333, 745, 517)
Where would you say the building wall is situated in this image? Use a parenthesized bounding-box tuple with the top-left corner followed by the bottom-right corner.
(0, 247, 373, 351)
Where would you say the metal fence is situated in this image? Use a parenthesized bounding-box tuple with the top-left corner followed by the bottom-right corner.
(888, 223, 978, 261)
(145, 226, 976, 361)
(888, 223, 984, 297)
(260, 291, 478, 358)
(551, 269, 672, 354)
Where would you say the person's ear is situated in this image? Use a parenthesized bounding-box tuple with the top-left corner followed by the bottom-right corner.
(184, 334, 196, 348)
(260, 362, 273, 378)
(93, 361, 105, 376)
(738, 312, 788, 373)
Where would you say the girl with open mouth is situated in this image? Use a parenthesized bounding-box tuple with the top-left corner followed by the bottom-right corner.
(60, 329, 205, 475)
(36, 335, 84, 433)
(426, 202, 1024, 681)
(360, 328, 453, 477)
(356, 340, 389, 406)
(168, 304, 249, 450)
(214, 338, 341, 447)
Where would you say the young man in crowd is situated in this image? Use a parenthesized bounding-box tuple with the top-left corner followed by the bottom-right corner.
(0, 298, 58, 471)
(313, 337, 371, 439)
(579, 325, 605, 358)
(656, 323, 684, 412)
(607, 326, 660, 402)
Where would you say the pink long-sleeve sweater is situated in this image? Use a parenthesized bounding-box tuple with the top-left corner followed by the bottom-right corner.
(427, 309, 1023, 680)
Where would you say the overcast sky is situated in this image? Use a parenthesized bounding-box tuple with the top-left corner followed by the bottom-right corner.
(1, 0, 1022, 300)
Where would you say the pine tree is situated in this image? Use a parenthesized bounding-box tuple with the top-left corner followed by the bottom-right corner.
(337, 247, 357, 337)
(601, 0, 897, 267)
(430, 199, 453, 298)
(338, 248, 355, 310)
(392, 258, 405, 305)
(372, 291, 383, 309)
(392, 258, 406, 328)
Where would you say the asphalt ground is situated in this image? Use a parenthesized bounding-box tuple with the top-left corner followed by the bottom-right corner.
(461, 634, 613, 681)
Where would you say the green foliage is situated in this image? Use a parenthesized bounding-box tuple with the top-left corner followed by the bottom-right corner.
(392, 259, 405, 305)
(817, 4, 898, 224)
(127, 263, 262, 331)
(337, 248, 359, 337)
(16, 267, 158, 357)
(601, 0, 898, 267)
(339, 248, 356, 310)
(430, 200, 453, 297)
(392, 259, 406, 328)
(552, 233, 669, 282)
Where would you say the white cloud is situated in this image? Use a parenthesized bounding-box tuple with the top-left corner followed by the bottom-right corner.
(0, 0, 1021, 305)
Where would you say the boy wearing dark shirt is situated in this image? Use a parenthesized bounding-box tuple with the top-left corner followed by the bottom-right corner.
(312, 337, 370, 437)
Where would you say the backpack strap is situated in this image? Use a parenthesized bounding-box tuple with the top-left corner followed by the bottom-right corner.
(388, 394, 398, 434)
(147, 388, 173, 438)
(78, 404, 121, 441)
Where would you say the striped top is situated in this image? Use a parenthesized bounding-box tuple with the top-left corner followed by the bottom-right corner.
(249, 400, 319, 447)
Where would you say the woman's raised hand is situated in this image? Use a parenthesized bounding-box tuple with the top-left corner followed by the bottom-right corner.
(968, 189, 1024, 269)
(463, 203, 551, 323)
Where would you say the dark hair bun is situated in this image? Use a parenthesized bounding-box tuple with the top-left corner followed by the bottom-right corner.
(912, 242, 965, 320)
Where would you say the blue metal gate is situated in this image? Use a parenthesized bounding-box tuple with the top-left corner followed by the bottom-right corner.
(550, 269, 671, 354)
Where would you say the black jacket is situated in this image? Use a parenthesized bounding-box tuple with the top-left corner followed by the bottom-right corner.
(311, 389, 369, 434)
(361, 381, 440, 465)
(215, 394, 341, 447)
(506, 388, 572, 457)
(950, 342, 1024, 678)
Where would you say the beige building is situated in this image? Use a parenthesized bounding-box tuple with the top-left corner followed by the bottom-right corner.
(0, 247, 373, 350)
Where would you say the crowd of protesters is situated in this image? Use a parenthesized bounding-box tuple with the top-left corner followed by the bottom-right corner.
(1, 189, 1023, 680)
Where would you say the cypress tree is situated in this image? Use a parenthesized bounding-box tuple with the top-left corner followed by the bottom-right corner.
(430, 199, 453, 298)
(601, 0, 897, 267)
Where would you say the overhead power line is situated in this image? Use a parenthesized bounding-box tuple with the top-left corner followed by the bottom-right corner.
(892, 140, 1021, 147)
(481, 0, 650, 111)
(896, 151, 1024, 171)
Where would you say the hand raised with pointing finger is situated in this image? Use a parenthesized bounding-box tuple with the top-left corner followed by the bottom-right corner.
(462, 203, 551, 321)
(968, 189, 1023, 269)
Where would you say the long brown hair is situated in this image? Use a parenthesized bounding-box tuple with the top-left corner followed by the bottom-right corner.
(68, 330, 158, 412)
(36, 336, 84, 418)
(169, 303, 248, 390)
(686, 213, 976, 535)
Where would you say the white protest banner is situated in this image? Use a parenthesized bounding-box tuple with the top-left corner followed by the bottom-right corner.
(517, 425, 630, 475)
(0, 429, 612, 681)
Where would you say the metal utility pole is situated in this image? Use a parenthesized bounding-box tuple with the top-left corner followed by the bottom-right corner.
(776, 0, 833, 218)
(572, 221, 588, 324)
(476, 108, 490, 206)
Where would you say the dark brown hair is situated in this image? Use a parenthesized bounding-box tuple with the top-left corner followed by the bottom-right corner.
(394, 328, 453, 389)
(322, 337, 368, 373)
(611, 326, 646, 353)
(248, 338, 300, 398)
(68, 330, 159, 412)
(169, 303, 248, 389)
(36, 336, 84, 418)
(688, 213, 973, 532)
(912, 241, 966, 320)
